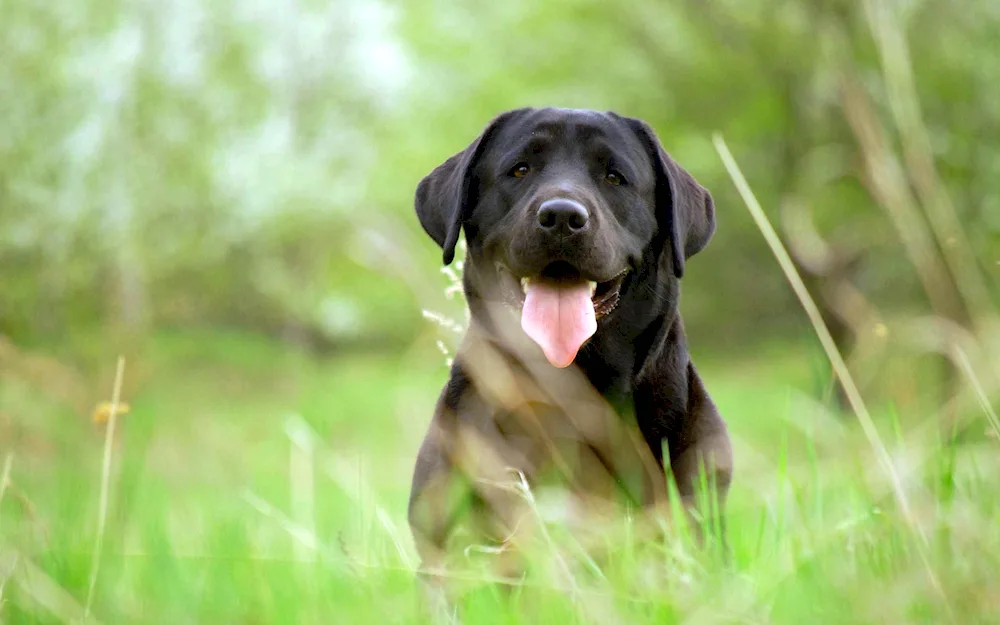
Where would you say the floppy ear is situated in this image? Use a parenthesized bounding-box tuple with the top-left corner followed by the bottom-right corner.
(621, 117, 716, 279)
(415, 109, 527, 265)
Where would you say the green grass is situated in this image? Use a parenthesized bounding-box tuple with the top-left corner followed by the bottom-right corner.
(1, 329, 998, 624)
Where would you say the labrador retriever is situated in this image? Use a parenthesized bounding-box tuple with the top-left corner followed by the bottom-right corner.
(408, 107, 732, 572)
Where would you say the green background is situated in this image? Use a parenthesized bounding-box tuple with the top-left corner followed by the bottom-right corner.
(1, 0, 999, 622)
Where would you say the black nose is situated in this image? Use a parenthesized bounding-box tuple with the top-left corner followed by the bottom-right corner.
(537, 199, 589, 235)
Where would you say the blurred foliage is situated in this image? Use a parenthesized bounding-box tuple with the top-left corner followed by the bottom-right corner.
(1, 0, 998, 359)
(1, 3, 1000, 622)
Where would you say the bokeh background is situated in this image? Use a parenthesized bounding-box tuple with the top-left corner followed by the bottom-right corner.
(2, 1, 999, 623)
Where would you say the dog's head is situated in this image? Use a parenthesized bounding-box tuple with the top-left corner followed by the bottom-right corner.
(415, 108, 715, 368)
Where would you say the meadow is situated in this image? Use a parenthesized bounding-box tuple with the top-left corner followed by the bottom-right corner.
(2, 0, 999, 622)
(3, 275, 998, 624)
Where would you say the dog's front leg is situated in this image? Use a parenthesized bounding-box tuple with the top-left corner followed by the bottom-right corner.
(666, 364, 733, 551)
(408, 380, 536, 570)
(636, 361, 733, 548)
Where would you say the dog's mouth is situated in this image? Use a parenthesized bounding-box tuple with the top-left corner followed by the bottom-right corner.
(497, 262, 629, 368)
(514, 266, 628, 319)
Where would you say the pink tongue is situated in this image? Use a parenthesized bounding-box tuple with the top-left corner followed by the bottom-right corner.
(520, 279, 597, 368)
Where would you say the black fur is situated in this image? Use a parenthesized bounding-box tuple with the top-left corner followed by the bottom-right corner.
(409, 108, 732, 568)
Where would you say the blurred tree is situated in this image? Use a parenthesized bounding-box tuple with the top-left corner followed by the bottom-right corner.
(1, 0, 997, 417)
(0, 0, 423, 349)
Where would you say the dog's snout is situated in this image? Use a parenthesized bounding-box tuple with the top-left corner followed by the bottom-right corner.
(537, 199, 589, 235)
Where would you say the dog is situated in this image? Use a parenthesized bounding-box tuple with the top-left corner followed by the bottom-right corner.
(407, 108, 733, 574)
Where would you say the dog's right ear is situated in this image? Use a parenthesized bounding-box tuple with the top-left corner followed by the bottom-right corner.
(415, 109, 528, 265)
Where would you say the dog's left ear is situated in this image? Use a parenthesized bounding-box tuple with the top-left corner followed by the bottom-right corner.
(415, 109, 529, 265)
(620, 117, 716, 279)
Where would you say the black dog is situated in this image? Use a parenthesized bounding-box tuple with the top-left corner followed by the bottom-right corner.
(408, 108, 732, 570)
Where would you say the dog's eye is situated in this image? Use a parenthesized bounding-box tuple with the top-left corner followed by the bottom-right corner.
(604, 170, 626, 186)
(510, 163, 531, 178)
